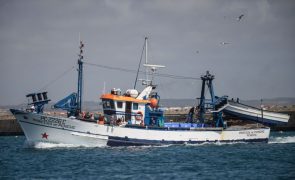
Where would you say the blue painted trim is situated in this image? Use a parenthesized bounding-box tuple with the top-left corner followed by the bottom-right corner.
(124, 124, 227, 131)
(107, 136, 268, 146)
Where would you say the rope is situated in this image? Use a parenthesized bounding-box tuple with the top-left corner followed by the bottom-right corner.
(18, 66, 75, 107)
(134, 40, 146, 89)
(85, 62, 137, 73)
(84, 62, 201, 80)
(154, 72, 200, 80)
(38, 66, 76, 92)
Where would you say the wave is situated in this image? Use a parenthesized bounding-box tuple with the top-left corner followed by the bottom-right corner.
(269, 136, 295, 144)
(184, 141, 248, 147)
(22, 136, 295, 149)
(185, 136, 295, 146)
(23, 141, 105, 149)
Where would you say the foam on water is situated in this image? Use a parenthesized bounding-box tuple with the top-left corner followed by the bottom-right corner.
(108, 144, 173, 152)
(128, 144, 173, 149)
(23, 141, 105, 149)
(21, 135, 295, 149)
(34, 142, 81, 149)
(184, 142, 213, 147)
(23, 140, 259, 149)
(269, 136, 295, 144)
(184, 141, 248, 147)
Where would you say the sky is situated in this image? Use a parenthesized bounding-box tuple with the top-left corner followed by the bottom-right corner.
(0, 0, 295, 106)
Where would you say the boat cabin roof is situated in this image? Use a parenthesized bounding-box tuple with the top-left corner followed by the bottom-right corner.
(100, 94, 150, 104)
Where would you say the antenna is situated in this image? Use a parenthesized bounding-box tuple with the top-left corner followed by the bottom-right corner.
(143, 64, 165, 85)
(143, 64, 165, 68)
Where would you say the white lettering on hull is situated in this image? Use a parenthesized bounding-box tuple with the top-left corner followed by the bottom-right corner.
(238, 130, 265, 137)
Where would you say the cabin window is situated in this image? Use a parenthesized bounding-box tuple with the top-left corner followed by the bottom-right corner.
(117, 101, 123, 109)
(133, 103, 138, 110)
(103, 100, 114, 109)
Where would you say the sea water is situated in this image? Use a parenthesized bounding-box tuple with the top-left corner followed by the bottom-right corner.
(0, 131, 294, 179)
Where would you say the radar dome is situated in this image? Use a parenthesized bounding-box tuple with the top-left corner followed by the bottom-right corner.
(126, 89, 139, 98)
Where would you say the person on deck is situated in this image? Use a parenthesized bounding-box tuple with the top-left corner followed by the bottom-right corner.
(187, 107, 195, 123)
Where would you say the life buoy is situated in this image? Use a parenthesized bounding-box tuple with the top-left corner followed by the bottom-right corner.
(135, 111, 143, 121)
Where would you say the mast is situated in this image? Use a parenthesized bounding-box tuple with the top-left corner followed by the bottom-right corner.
(199, 71, 215, 123)
(145, 37, 148, 84)
(77, 40, 84, 113)
(137, 37, 151, 87)
(135, 37, 165, 89)
(198, 71, 227, 127)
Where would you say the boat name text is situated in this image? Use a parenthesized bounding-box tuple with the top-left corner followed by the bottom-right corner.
(239, 130, 264, 137)
(32, 116, 76, 129)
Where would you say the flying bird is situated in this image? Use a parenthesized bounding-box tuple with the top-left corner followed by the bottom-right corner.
(237, 14, 244, 21)
(220, 42, 230, 45)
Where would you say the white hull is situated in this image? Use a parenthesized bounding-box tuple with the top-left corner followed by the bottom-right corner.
(224, 103, 290, 125)
(11, 109, 270, 146)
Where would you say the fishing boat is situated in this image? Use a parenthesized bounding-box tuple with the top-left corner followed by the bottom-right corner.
(10, 38, 275, 147)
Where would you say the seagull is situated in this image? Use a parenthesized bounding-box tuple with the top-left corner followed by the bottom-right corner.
(220, 42, 230, 45)
(237, 14, 244, 21)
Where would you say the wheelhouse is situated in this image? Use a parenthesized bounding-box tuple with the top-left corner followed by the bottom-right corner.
(101, 89, 150, 125)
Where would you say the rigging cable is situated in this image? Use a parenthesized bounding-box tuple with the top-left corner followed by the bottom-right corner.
(38, 66, 76, 92)
(134, 39, 146, 89)
(84, 62, 201, 80)
(19, 65, 76, 107)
